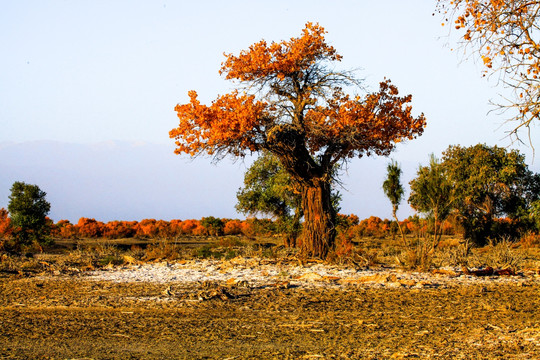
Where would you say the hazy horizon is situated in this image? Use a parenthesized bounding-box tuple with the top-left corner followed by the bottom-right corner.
(0, 140, 429, 223)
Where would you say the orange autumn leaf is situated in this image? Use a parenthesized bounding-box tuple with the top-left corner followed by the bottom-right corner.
(437, 0, 540, 132)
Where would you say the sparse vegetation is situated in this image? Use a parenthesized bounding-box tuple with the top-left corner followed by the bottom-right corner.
(1, 220, 539, 275)
(2, 210, 540, 360)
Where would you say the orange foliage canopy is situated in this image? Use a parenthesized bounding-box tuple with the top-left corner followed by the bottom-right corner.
(220, 23, 342, 81)
(170, 22, 425, 165)
(170, 91, 267, 157)
(77, 218, 104, 238)
(0, 208, 11, 238)
(304, 81, 425, 158)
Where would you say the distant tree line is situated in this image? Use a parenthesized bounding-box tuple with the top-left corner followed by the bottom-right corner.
(1, 144, 539, 254)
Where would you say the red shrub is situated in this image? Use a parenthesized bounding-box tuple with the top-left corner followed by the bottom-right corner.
(77, 218, 104, 238)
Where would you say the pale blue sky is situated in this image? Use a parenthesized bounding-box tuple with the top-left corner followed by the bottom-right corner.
(1, 1, 539, 221)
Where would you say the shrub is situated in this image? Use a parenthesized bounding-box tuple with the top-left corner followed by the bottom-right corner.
(103, 221, 137, 239)
(180, 219, 200, 235)
(77, 218, 104, 238)
(223, 219, 243, 235)
(201, 216, 224, 236)
(144, 240, 181, 261)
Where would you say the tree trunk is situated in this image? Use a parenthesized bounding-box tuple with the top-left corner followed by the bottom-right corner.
(392, 205, 406, 246)
(284, 206, 303, 248)
(300, 180, 336, 258)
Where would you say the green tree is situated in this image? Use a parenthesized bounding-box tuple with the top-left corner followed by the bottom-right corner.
(442, 144, 539, 245)
(236, 152, 342, 247)
(7, 181, 51, 248)
(530, 200, 540, 232)
(382, 160, 406, 243)
(408, 155, 455, 245)
(236, 152, 300, 221)
(236, 152, 303, 246)
(201, 216, 225, 236)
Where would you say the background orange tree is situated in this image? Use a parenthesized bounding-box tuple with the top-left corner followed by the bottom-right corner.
(437, 0, 540, 139)
(170, 23, 425, 258)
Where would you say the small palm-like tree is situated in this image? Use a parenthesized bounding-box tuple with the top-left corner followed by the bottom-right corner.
(408, 154, 455, 246)
(383, 160, 406, 244)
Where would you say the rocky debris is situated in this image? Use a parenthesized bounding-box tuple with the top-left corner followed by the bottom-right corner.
(161, 285, 173, 296)
(80, 258, 539, 291)
(193, 286, 237, 301)
(297, 272, 324, 281)
(155, 279, 256, 302)
(461, 266, 517, 276)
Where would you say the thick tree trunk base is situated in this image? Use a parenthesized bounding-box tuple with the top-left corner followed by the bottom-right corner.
(300, 182, 336, 259)
(284, 235, 297, 248)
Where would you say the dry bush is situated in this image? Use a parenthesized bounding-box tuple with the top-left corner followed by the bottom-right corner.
(330, 231, 354, 261)
(437, 237, 462, 249)
(219, 236, 245, 248)
(62, 247, 95, 269)
(0, 254, 46, 274)
(128, 244, 146, 261)
(20, 257, 48, 272)
(352, 248, 380, 268)
(422, 236, 531, 271)
(239, 241, 295, 260)
(432, 239, 472, 268)
(325, 231, 381, 267)
(63, 240, 126, 268)
(396, 237, 435, 271)
(480, 238, 525, 270)
(144, 239, 182, 261)
(0, 253, 19, 273)
(519, 232, 540, 249)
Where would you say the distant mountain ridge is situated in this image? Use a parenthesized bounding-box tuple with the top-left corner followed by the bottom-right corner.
(0, 140, 416, 223)
(0, 140, 248, 222)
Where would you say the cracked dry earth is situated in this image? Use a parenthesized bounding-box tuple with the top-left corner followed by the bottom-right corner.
(1, 260, 540, 359)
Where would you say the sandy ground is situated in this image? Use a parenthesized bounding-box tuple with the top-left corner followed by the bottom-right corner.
(1, 259, 540, 359)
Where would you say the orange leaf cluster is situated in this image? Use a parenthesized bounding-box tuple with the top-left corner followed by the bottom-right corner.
(103, 221, 138, 239)
(350, 216, 457, 238)
(439, 1, 540, 76)
(136, 219, 173, 238)
(41, 215, 467, 242)
(438, 0, 540, 127)
(48, 218, 261, 240)
(305, 80, 426, 157)
(220, 22, 342, 82)
(77, 218, 105, 238)
(50, 219, 77, 239)
(170, 90, 267, 157)
(0, 208, 11, 238)
(223, 219, 244, 235)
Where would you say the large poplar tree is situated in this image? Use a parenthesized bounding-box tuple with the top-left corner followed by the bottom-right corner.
(170, 23, 425, 258)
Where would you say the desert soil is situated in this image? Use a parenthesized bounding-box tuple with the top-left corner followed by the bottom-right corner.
(1, 261, 540, 359)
